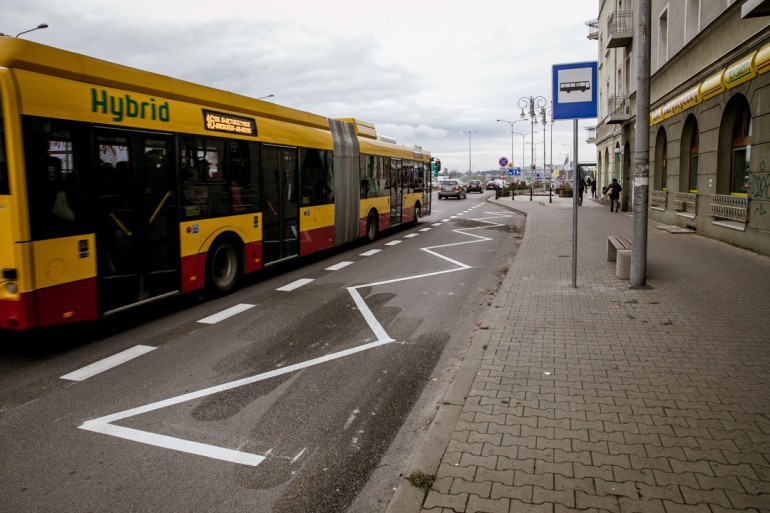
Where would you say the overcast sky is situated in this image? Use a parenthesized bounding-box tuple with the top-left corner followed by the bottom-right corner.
(4, 0, 599, 175)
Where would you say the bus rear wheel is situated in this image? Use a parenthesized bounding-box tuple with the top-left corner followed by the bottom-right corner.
(366, 212, 379, 242)
(207, 239, 241, 295)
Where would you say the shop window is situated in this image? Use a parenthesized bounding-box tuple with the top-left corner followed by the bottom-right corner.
(731, 103, 751, 195)
(654, 127, 668, 190)
(688, 124, 699, 193)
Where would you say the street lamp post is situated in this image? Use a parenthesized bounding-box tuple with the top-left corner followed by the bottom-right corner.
(0, 23, 49, 38)
(463, 130, 477, 174)
(496, 119, 525, 170)
(256, 94, 275, 101)
(515, 131, 537, 174)
(519, 95, 547, 183)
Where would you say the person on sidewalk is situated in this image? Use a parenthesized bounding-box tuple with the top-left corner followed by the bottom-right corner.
(606, 178, 622, 212)
(591, 178, 596, 198)
(578, 177, 586, 206)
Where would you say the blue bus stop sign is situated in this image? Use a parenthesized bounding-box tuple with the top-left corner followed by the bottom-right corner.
(552, 61, 598, 120)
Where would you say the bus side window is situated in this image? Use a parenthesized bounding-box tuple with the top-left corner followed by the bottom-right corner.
(180, 137, 207, 218)
(23, 117, 85, 239)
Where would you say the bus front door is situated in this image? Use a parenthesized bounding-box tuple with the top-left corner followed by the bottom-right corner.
(94, 130, 180, 315)
(262, 145, 299, 265)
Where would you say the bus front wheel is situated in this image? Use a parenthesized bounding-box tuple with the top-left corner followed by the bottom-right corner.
(207, 239, 241, 295)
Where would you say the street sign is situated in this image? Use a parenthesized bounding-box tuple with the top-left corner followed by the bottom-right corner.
(510, 167, 521, 176)
(552, 61, 598, 120)
(499, 157, 509, 167)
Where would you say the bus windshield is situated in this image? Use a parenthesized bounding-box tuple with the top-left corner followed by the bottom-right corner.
(0, 91, 8, 194)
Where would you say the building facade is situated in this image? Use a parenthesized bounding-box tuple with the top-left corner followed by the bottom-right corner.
(592, 0, 770, 256)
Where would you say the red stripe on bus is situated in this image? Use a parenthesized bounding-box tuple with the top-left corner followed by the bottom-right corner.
(244, 241, 262, 273)
(181, 253, 207, 293)
(34, 278, 99, 328)
(301, 226, 335, 256)
(0, 295, 33, 330)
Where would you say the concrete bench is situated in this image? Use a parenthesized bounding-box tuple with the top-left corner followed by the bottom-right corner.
(607, 235, 632, 279)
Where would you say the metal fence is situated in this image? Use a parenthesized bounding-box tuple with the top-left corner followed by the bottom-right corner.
(650, 190, 667, 209)
(709, 194, 748, 222)
(674, 192, 697, 213)
(608, 11, 633, 35)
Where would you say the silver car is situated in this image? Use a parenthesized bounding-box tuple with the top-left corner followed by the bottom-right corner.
(437, 180, 467, 200)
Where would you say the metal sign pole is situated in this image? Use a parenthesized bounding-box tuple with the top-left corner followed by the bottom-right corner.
(572, 119, 579, 288)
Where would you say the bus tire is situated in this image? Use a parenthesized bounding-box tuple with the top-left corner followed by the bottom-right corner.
(413, 202, 421, 225)
(207, 237, 241, 295)
(366, 211, 379, 242)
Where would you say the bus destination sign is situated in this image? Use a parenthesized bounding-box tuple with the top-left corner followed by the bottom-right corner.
(203, 109, 257, 136)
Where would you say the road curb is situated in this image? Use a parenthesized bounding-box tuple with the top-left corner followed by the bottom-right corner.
(385, 292, 505, 512)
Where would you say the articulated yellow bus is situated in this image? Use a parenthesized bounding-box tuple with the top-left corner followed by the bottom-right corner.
(0, 39, 434, 330)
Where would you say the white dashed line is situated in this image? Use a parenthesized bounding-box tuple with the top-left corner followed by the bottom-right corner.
(419, 228, 431, 232)
(404, 234, 418, 238)
(431, 223, 442, 227)
(61, 345, 156, 381)
(197, 303, 256, 324)
(276, 278, 314, 292)
(360, 249, 381, 256)
(325, 261, 354, 271)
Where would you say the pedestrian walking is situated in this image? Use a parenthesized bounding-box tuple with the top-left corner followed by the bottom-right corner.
(591, 178, 596, 198)
(577, 177, 586, 206)
(606, 178, 621, 212)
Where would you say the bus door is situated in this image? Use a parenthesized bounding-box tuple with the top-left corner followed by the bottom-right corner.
(94, 129, 180, 314)
(262, 145, 299, 264)
(390, 159, 402, 226)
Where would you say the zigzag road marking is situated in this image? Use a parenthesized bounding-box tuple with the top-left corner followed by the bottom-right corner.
(78, 209, 516, 466)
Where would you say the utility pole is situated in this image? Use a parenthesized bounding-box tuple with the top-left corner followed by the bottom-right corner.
(631, 0, 651, 287)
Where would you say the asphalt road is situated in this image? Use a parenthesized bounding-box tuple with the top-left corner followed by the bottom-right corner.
(0, 190, 524, 513)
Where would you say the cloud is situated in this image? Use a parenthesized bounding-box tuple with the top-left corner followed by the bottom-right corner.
(7, 0, 600, 172)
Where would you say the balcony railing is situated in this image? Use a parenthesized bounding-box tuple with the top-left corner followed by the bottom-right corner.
(607, 11, 633, 48)
(586, 19, 599, 40)
(709, 194, 747, 222)
(674, 192, 697, 214)
(606, 94, 630, 124)
(650, 190, 666, 209)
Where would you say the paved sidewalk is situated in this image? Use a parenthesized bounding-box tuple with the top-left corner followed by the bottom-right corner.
(388, 193, 770, 513)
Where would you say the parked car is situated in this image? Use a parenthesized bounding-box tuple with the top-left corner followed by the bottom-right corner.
(437, 180, 467, 199)
(466, 179, 483, 193)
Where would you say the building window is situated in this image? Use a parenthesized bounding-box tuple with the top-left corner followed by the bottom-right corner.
(685, 0, 700, 43)
(680, 115, 699, 193)
(658, 8, 668, 69)
(731, 103, 751, 195)
(689, 130, 699, 193)
(655, 127, 668, 191)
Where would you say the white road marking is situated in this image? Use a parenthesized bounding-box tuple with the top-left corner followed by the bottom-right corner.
(344, 409, 360, 430)
(78, 208, 515, 466)
(404, 234, 418, 238)
(276, 278, 314, 291)
(385, 240, 401, 246)
(325, 261, 354, 271)
(419, 228, 431, 232)
(360, 249, 381, 256)
(197, 303, 255, 324)
(431, 223, 442, 227)
(61, 345, 156, 381)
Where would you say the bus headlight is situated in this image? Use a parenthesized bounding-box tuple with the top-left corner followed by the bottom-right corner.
(6, 282, 18, 295)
